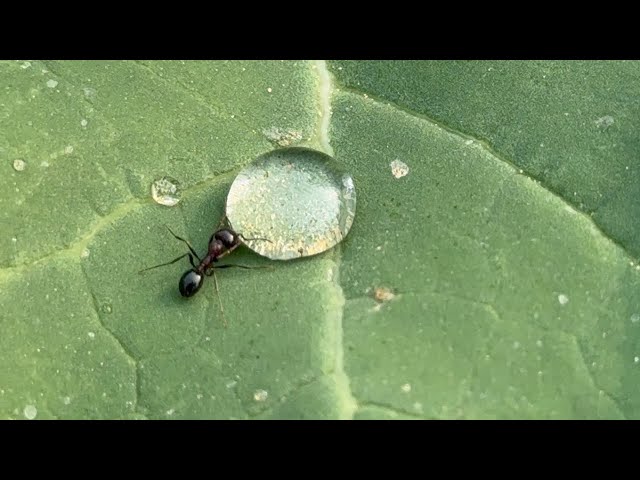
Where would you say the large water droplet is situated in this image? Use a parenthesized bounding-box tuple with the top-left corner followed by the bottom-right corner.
(226, 147, 356, 260)
(151, 176, 181, 207)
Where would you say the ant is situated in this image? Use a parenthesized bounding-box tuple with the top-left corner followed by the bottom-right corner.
(139, 216, 271, 326)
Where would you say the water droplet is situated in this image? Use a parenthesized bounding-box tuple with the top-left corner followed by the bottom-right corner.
(226, 380, 237, 389)
(88, 332, 95, 339)
(226, 147, 356, 260)
(634, 356, 639, 364)
(21, 61, 31, 69)
(262, 127, 302, 147)
(13, 159, 26, 171)
(151, 176, 181, 207)
(101, 303, 113, 314)
(63, 396, 71, 405)
(401, 383, 411, 393)
(374, 287, 395, 303)
(196, 393, 203, 400)
(23, 404, 37, 419)
(64, 145, 74, 155)
(631, 313, 640, 324)
(558, 294, 569, 305)
(253, 389, 268, 402)
(595, 115, 614, 129)
(80, 119, 88, 128)
(166, 408, 175, 416)
(46, 79, 58, 88)
(267, 87, 272, 93)
(390, 159, 409, 178)
(81, 248, 90, 259)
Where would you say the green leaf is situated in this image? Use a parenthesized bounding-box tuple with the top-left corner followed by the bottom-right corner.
(1, 60, 639, 419)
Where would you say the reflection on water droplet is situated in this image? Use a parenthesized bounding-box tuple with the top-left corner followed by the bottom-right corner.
(226, 147, 356, 260)
(558, 294, 569, 305)
(253, 389, 268, 402)
(24, 404, 37, 419)
(81, 248, 90, 259)
(13, 159, 26, 171)
(151, 176, 181, 207)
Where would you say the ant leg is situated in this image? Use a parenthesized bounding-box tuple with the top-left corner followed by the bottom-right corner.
(139, 253, 193, 274)
(211, 264, 273, 270)
(164, 225, 202, 262)
(237, 233, 273, 244)
(211, 269, 228, 328)
(215, 214, 229, 230)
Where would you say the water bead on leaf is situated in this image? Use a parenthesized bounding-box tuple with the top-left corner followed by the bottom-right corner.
(226, 147, 356, 260)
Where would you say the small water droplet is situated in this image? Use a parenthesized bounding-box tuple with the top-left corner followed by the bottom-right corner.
(558, 294, 569, 305)
(101, 303, 113, 314)
(196, 393, 203, 400)
(23, 404, 37, 420)
(80, 119, 88, 128)
(63, 396, 71, 405)
(631, 313, 640, 324)
(46, 79, 58, 88)
(374, 287, 395, 303)
(401, 383, 411, 393)
(226, 380, 237, 389)
(21, 61, 31, 69)
(595, 115, 614, 129)
(253, 389, 268, 402)
(166, 408, 175, 416)
(151, 176, 181, 207)
(12, 159, 26, 171)
(88, 332, 95, 339)
(64, 145, 74, 155)
(226, 147, 356, 260)
(267, 87, 272, 93)
(634, 356, 639, 364)
(80, 248, 90, 259)
(390, 159, 409, 178)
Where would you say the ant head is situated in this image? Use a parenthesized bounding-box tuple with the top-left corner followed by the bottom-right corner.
(179, 269, 203, 297)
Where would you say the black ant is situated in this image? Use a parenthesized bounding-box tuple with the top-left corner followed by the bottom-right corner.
(139, 217, 270, 326)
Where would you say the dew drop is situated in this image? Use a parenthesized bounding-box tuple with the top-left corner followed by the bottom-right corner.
(151, 176, 181, 207)
(23, 404, 37, 420)
(226, 147, 356, 260)
(558, 294, 569, 305)
(253, 389, 268, 402)
(374, 287, 395, 303)
(63, 396, 71, 405)
(631, 313, 640, 324)
(88, 332, 95, 339)
(401, 383, 411, 393)
(12, 159, 26, 171)
(80, 119, 88, 128)
(390, 159, 409, 178)
(101, 303, 113, 314)
(81, 248, 90, 259)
